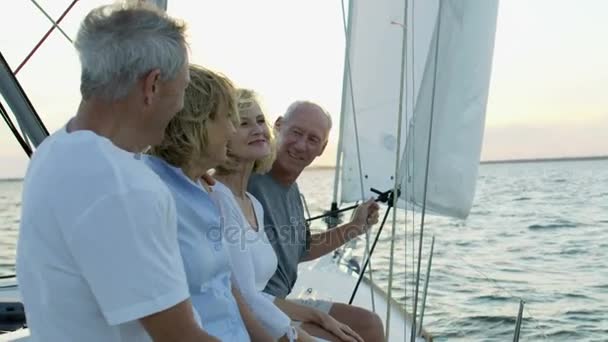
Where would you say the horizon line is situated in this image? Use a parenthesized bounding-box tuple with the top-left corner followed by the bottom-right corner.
(307, 154, 608, 169)
(2, 154, 606, 181)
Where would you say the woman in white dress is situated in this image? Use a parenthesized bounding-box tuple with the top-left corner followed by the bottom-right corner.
(212, 89, 363, 342)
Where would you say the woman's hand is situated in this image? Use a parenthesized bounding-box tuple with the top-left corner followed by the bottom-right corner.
(295, 326, 317, 342)
(315, 312, 364, 342)
(278, 326, 316, 342)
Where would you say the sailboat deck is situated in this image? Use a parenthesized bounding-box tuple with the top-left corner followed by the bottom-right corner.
(291, 255, 427, 342)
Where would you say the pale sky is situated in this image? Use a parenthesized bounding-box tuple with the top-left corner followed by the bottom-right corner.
(1, 0, 607, 178)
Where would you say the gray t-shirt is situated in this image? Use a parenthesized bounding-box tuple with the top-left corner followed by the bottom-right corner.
(248, 173, 311, 298)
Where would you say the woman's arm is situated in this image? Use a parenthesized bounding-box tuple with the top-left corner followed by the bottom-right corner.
(272, 297, 320, 323)
(232, 285, 274, 342)
(272, 298, 363, 342)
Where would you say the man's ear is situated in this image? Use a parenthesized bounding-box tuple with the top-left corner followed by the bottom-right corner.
(274, 116, 283, 131)
(319, 139, 328, 156)
(142, 68, 161, 105)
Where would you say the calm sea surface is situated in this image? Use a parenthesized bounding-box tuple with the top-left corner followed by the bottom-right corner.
(2, 160, 607, 341)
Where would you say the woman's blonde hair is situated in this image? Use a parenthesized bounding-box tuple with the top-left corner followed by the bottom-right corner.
(215, 88, 276, 175)
(150, 64, 238, 169)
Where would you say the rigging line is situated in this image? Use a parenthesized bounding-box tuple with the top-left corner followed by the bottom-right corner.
(417, 235, 434, 336)
(30, 0, 73, 44)
(348, 196, 394, 305)
(409, 0, 417, 330)
(410, 1, 443, 340)
(331, 0, 353, 207)
(0, 101, 33, 157)
(307, 202, 358, 222)
(0, 274, 17, 280)
(385, 0, 410, 338)
(403, 0, 413, 335)
(307, 194, 394, 222)
(14, 0, 79, 75)
(339, 0, 376, 312)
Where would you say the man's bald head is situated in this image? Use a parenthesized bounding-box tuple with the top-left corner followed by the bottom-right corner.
(283, 101, 332, 136)
(271, 100, 332, 182)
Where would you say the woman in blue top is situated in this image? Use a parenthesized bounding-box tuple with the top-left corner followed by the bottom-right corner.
(144, 65, 273, 341)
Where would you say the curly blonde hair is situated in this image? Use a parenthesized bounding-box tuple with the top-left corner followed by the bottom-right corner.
(150, 64, 238, 170)
(215, 88, 276, 175)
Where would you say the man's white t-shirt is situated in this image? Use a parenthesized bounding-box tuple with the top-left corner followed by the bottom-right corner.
(16, 127, 190, 341)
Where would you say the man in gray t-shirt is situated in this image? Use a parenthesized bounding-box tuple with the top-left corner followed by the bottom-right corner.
(248, 174, 310, 298)
(248, 101, 384, 341)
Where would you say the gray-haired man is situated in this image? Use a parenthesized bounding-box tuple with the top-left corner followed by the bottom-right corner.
(17, 4, 218, 341)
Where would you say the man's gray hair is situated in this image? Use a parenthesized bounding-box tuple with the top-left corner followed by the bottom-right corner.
(74, 3, 188, 100)
(284, 100, 332, 131)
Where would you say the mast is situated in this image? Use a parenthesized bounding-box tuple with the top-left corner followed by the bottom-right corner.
(330, 0, 356, 216)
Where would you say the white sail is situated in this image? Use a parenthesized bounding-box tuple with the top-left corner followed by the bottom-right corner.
(338, 0, 421, 205)
(338, 0, 499, 219)
(402, 1, 499, 219)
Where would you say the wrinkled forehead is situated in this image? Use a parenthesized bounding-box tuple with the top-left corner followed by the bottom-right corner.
(284, 106, 331, 137)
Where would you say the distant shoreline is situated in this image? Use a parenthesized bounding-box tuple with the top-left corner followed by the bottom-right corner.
(307, 155, 608, 170)
(480, 155, 608, 165)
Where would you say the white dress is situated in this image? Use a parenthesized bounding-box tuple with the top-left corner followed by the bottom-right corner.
(212, 181, 292, 339)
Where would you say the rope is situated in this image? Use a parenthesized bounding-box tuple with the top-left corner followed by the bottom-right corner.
(403, 0, 416, 335)
(339, 0, 376, 312)
(384, 0, 410, 337)
(404, 2, 414, 338)
(15, 0, 79, 75)
(348, 195, 395, 305)
(408, 0, 417, 337)
(30, 0, 74, 44)
(410, 1, 444, 340)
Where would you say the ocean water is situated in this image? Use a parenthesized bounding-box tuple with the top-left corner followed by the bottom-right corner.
(2, 160, 608, 341)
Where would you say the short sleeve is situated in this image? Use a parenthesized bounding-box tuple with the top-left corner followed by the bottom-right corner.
(297, 187, 312, 260)
(64, 189, 189, 325)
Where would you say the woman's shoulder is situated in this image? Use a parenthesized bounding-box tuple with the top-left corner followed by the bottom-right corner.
(210, 180, 235, 200)
(246, 192, 264, 210)
(210, 181, 243, 215)
(246, 192, 267, 231)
